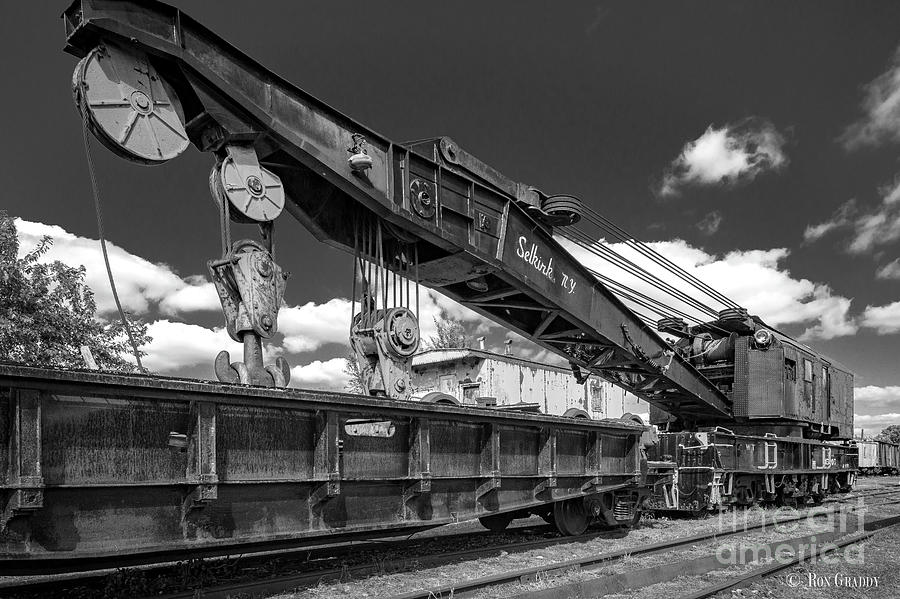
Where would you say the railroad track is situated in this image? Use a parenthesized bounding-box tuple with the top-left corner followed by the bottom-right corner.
(505, 511, 900, 599)
(5, 487, 899, 599)
(383, 494, 900, 599)
(676, 518, 898, 599)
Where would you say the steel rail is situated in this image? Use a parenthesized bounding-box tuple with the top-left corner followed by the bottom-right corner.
(0, 522, 553, 592)
(512, 512, 900, 599)
(676, 514, 900, 599)
(141, 491, 900, 599)
(382, 493, 900, 599)
(7, 489, 897, 599)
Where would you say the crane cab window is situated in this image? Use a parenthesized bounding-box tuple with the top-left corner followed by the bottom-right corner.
(784, 359, 797, 382)
(802, 359, 814, 382)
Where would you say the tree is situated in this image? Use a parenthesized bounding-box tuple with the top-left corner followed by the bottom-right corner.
(0, 213, 150, 372)
(425, 316, 471, 350)
(343, 350, 366, 394)
(876, 424, 900, 445)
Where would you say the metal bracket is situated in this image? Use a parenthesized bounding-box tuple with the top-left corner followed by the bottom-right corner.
(478, 422, 501, 500)
(476, 475, 501, 499)
(2, 390, 44, 531)
(310, 411, 341, 516)
(402, 475, 432, 517)
(534, 476, 557, 499)
(182, 402, 218, 517)
(309, 473, 342, 509)
(183, 476, 218, 514)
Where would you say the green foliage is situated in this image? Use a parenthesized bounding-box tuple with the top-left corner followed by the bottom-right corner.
(343, 349, 366, 394)
(425, 316, 471, 350)
(0, 212, 150, 372)
(876, 424, 900, 445)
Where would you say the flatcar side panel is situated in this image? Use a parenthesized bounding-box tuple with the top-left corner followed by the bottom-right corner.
(0, 366, 646, 563)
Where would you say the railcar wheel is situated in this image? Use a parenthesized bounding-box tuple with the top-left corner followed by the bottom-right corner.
(626, 508, 644, 527)
(479, 513, 514, 532)
(828, 477, 842, 495)
(562, 408, 591, 419)
(553, 498, 589, 536)
(776, 492, 798, 508)
(734, 485, 754, 507)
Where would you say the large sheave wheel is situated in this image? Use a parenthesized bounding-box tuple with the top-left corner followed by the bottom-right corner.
(73, 43, 189, 164)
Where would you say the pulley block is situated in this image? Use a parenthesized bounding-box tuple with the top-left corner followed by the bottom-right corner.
(383, 307, 420, 358)
(72, 43, 189, 164)
(540, 194, 583, 226)
(211, 146, 285, 222)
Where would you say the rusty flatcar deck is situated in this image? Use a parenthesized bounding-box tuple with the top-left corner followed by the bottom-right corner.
(0, 364, 645, 568)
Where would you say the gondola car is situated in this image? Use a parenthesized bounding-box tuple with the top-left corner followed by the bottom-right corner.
(856, 439, 900, 475)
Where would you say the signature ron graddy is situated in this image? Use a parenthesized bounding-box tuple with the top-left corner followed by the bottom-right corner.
(516, 235, 577, 294)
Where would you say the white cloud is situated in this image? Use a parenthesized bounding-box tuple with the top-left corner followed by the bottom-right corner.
(851, 386, 900, 437)
(860, 300, 900, 334)
(854, 413, 900, 439)
(855, 386, 900, 412)
(848, 179, 900, 254)
(561, 237, 857, 341)
(501, 331, 566, 366)
(804, 179, 900, 258)
(159, 277, 219, 315)
(290, 358, 349, 391)
(696, 210, 723, 236)
(876, 258, 900, 280)
(802, 200, 857, 243)
(279, 298, 354, 353)
(659, 119, 787, 197)
(139, 319, 245, 373)
(841, 46, 900, 149)
(15, 219, 219, 316)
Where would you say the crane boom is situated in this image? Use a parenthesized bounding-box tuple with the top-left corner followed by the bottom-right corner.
(63, 0, 732, 423)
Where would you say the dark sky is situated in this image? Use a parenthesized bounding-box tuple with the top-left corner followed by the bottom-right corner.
(2, 2, 900, 406)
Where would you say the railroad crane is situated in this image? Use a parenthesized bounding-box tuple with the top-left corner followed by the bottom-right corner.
(52, 0, 855, 529)
(64, 0, 851, 438)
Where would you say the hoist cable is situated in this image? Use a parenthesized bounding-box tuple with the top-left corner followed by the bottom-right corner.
(587, 267, 734, 336)
(562, 227, 717, 316)
(580, 205, 738, 308)
(579, 205, 742, 309)
(562, 227, 721, 318)
(78, 91, 144, 371)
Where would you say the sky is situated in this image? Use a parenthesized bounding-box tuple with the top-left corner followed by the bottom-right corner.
(2, 1, 900, 437)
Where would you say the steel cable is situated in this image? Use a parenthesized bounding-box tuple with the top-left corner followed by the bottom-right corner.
(78, 89, 144, 371)
(561, 227, 721, 318)
(579, 205, 741, 309)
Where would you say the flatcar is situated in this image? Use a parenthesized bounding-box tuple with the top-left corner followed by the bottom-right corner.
(0, 364, 660, 571)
